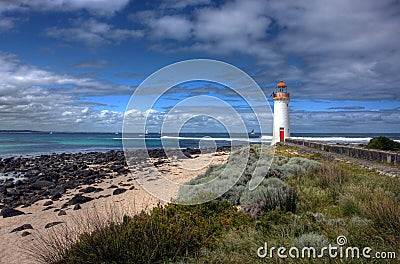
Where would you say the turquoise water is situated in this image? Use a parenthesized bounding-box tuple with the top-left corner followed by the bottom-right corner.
(0, 132, 258, 156)
(0, 132, 399, 157)
(0, 133, 121, 156)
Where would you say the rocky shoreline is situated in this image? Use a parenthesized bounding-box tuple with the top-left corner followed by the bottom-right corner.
(0, 147, 230, 217)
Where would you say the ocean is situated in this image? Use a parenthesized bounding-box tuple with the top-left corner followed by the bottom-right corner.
(0, 132, 399, 157)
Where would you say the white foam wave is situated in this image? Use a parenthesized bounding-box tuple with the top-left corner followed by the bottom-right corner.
(114, 137, 160, 140)
(160, 135, 267, 142)
(261, 135, 273, 140)
(290, 136, 372, 142)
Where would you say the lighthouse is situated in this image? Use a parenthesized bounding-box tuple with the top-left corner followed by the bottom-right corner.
(272, 80, 290, 144)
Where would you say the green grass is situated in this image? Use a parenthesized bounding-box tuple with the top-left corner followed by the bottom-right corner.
(32, 144, 400, 263)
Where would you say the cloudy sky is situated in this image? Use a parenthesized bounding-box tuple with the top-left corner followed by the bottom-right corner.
(0, 0, 399, 133)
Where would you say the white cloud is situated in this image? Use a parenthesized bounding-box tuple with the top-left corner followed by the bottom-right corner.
(291, 109, 400, 133)
(0, 51, 131, 131)
(130, 0, 400, 102)
(160, 0, 211, 10)
(149, 16, 193, 40)
(0, 51, 133, 97)
(137, 0, 272, 56)
(73, 60, 109, 69)
(0, 15, 15, 31)
(0, 0, 130, 16)
(46, 19, 143, 47)
(194, 0, 270, 43)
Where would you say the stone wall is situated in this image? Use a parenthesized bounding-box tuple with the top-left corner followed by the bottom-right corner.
(286, 138, 400, 165)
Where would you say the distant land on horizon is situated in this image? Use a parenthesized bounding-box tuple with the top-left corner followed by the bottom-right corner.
(0, 130, 45, 133)
(0, 130, 399, 135)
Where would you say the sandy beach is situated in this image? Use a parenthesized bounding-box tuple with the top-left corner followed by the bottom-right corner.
(0, 149, 230, 264)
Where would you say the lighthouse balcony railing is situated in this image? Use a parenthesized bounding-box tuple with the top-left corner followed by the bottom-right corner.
(273, 92, 290, 99)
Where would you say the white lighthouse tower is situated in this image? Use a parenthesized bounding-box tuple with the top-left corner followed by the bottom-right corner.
(272, 80, 290, 144)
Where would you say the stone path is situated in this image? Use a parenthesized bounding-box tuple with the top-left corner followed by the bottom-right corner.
(285, 143, 400, 178)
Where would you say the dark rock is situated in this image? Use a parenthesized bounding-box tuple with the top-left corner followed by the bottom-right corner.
(43, 200, 53, 206)
(1, 207, 25, 218)
(94, 187, 104, 192)
(129, 186, 135, 190)
(51, 186, 66, 195)
(113, 188, 127, 195)
(28, 195, 41, 205)
(51, 192, 62, 201)
(108, 184, 118, 189)
(21, 231, 31, 237)
(110, 165, 124, 172)
(11, 224, 34, 233)
(83, 175, 97, 184)
(62, 194, 94, 208)
(42, 206, 55, 211)
(96, 194, 111, 199)
(76, 169, 93, 178)
(46, 171, 60, 182)
(58, 210, 67, 216)
(30, 180, 54, 190)
(73, 204, 81, 210)
(15, 180, 24, 186)
(79, 186, 97, 193)
(0, 185, 7, 195)
(5, 181, 15, 188)
(45, 221, 64, 228)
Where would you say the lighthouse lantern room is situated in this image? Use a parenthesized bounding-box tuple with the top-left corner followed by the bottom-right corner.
(272, 80, 290, 144)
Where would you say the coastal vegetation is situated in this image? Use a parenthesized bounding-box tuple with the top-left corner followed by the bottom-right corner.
(366, 136, 400, 151)
(31, 144, 400, 263)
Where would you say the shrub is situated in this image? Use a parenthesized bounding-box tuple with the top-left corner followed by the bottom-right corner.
(340, 198, 361, 217)
(294, 233, 329, 250)
(221, 185, 245, 205)
(274, 155, 289, 166)
(367, 193, 400, 246)
(314, 162, 348, 189)
(241, 178, 298, 218)
(240, 178, 289, 206)
(280, 157, 321, 179)
(32, 200, 252, 264)
(188, 228, 266, 264)
(366, 136, 400, 151)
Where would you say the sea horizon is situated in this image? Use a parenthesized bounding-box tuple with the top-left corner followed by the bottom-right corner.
(1, 131, 399, 158)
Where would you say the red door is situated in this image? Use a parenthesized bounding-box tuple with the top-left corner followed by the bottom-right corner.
(279, 127, 284, 142)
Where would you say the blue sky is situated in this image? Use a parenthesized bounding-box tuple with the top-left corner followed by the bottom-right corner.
(0, 0, 399, 133)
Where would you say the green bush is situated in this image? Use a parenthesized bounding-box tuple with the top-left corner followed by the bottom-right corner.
(366, 136, 400, 151)
(314, 162, 348, 189)
(241, 178, 298, 218)
(367, 193, 400, 246)
(340, 198, 361, 217)
(59, 200, 252, 263)
(240, 178, 289, 206)
(293, 233, 329, 250)
(280, 157, 321, 179)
